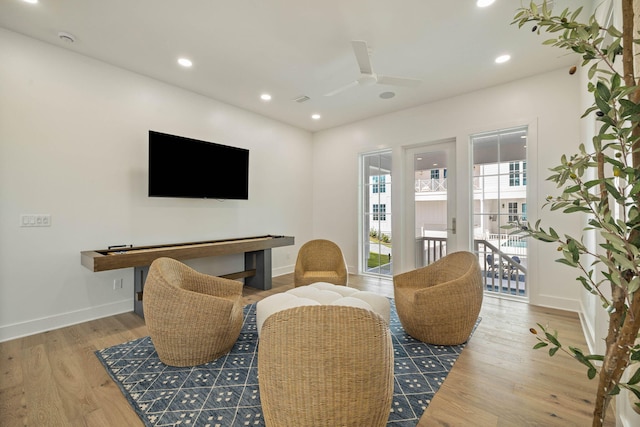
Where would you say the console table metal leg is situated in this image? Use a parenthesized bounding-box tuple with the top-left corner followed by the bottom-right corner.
(244, 249, 272, 290)
(134, 265, 149, 318)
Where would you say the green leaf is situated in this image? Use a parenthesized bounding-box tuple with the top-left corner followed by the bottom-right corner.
(586, 354, 604, 361)
(533, 342, 549, 349)
(557, 258, 578, 268)
(621, 384, 640, 400)
(549, 346, 560, 357)
(563, 206, 592, 214)
(628, 276, 640, 294)
(596, 81, 611, 101)
(627, 367, 640, 385)
(583, 179, 603, 189)
(570, 6, 584, 21)
(610, 71, 621, 90)
(607, 25, 622, 38)
(545, 331, 561, 347)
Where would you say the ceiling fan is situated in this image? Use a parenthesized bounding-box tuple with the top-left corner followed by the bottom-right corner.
(324, 40, 422, 97)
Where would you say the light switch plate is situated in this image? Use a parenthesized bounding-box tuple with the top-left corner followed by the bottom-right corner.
(20, 214, 51, 227)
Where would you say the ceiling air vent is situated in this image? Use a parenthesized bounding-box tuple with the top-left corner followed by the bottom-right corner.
(293, 95, 310, 103)
(58, 31, 76, 43)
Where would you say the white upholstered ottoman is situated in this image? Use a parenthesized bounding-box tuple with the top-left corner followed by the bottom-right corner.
(256, 282, 390, 337)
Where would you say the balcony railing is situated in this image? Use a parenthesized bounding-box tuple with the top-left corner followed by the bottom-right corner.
(415, 178, 483, 192)
(415, 236, 527, 297)
(415, 178, 447, 192)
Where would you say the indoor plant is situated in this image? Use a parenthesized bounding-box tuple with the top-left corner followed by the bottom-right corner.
(511, 1, 640, 425)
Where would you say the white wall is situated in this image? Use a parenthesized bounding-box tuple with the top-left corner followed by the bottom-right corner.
(313, 67, 584, 311)
(0, 25, 593, 338)
(0, 28, 313, 341)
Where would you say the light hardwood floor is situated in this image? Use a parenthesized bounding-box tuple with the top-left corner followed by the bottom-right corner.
(0, 273, 615, 426)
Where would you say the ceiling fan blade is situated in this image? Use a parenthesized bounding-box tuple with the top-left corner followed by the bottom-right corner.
(324, 80, 359, 97)
(351, 40, 373, 75)
(377, 75, 421, 87)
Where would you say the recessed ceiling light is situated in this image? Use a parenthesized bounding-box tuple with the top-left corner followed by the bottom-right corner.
(311, 114, 321, 120)
(476, 0, 495, 7)
(177, 58, 193, 68)
(23, 0, 38, 4)
(260, 93, 272, 101)
(495, 54, 511, 64)
(379, 91, 395, 99)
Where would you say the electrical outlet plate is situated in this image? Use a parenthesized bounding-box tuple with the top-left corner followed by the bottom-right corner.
(20, 214, 51, 227)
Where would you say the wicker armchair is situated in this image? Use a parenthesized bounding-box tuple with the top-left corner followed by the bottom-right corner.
(294, 239, 348, 287)
(143, 257, 244, 367)
(258, 305, 393, 427)
(393, 251, 483, 345)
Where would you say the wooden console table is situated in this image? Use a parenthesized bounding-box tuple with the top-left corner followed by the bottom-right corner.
(81, 235, 294, 317)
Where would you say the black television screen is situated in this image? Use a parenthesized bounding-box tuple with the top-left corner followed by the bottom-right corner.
(148, 131, 249, 199)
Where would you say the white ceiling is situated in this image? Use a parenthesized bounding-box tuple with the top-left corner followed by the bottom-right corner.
(0, 0, 588, 132)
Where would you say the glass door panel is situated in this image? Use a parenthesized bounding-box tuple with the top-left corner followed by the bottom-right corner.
(361, 151, 392, 276)
(406, 141, 455, 268)
(472, 127, 528, 297)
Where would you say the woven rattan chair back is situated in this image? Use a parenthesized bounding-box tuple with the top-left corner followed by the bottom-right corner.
(293, 239, 348, 287)
(143, 257, 244, 366)
(393, 251, 483, 345)
(258, 305, 393, 427)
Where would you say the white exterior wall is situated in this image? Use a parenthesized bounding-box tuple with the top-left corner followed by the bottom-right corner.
(368, 174, 392, 238)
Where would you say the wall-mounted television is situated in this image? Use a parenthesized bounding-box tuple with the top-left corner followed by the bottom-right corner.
(148, 131, 249, 199)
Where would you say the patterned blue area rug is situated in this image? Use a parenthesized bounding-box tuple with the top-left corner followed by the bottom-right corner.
(95, 300, 478, 427)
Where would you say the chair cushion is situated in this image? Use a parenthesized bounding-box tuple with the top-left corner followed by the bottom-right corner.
(256, 282, 390, 337)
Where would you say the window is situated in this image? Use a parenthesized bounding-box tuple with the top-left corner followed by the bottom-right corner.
(522, 161, 527, 186)
(373, 204, 387, 221)
(430, 169, 439, 180)
(360, 150, 392, 277)
(508, 202, 518, 222)
(372, 176, 386, 193)
(509, 162, 520, 186)
(522, 203, 527, 221)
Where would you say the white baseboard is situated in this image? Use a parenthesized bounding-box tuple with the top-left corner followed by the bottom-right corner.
(0, 299, 133, 343)
(272, 264, 294, 277)
(1, 264, 340, 343)
(530, 293, 581, 312)
(578, 299, 597, 355)
(272, 264, 361, 279)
